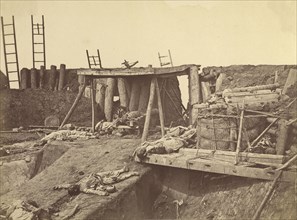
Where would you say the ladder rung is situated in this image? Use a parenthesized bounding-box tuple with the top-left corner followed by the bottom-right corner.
(33, 33, 44, 36)
(34, 52, 44, 54)
(33, 42, 44, 45)
(35, 61, 44, 62)
(7, 62, 17, 64)
(7, 71, 18, 73)
(9, 80, 19, 82)
(3, 23, 13, 26)
(5, 43, 15, 46)
(4, 33, 14, 36)
(6, 52, 16, 55)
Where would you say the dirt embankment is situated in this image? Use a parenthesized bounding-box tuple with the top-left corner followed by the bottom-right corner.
(203, 64, 296, 89)
(0, 89, 92, 130)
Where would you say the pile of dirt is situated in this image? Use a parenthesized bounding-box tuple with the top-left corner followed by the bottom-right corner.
(203, 65, 296, 90)
(0, 89, 92, 130)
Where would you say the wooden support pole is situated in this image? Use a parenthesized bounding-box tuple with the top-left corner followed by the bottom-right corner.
(124, 78, 131, 102)
(104, 78, 116, 122)
(20, 68, 29, 89)
(58, 64, 66, 91)
(252, 171, 283, 220)
(251, 118, 280, 147)
(59, 84, 87, 129)
(117, 77, 128, 108)
(90, 78, 96, 133)
(189, 66, 202, 124)
(138, 79, 150, 113)
(39, 65, 45, 89)
(276, 119, 289, 155)
(49, 65, 57, 91)
(30, 68, 38, 89)
(155, 78, 165, 137)
(129, 78, 141, 111)
(235, 108, 244, 164)
(141, 78, 156, 142)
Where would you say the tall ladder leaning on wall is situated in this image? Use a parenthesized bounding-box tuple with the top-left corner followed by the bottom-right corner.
(31, 15, 46, 69)
(1, 16, 20, 89)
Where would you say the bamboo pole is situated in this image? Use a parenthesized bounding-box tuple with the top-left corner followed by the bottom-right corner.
(155, 78, 165, 137)
(59, 84, 87, 129)
(104, 78, 116, 122)
(141, 78, 156, 142)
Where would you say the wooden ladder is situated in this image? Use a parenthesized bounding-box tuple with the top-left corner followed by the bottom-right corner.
(86, 49, 103, 69)
(158, 49, 173, 67)
(31, 15, 46, 68)
(1, 16, 20, 89)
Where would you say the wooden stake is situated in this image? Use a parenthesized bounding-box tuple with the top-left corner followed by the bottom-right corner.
(235, 107, 244, 164)
(155, 78, 165, 137)
(95, 81, 106, 115)
(20, 68, 29, 89)
(59, 84, 87, 129)
(138, 79, 150, 113)
(141, 78, 156, 142)
(30, 68, 38, 89)
(90, 78, 96, 133)
(49, 65, 57, 91)
(39, 65, 45, 89)
(252, 171, 283, 220)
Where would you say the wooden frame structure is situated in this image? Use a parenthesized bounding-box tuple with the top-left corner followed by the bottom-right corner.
(59, 64, 201, 138)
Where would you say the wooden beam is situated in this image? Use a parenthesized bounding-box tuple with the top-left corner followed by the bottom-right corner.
(59, 84, 87, 129)
(137, 153, 294, 182)
(155, 78, 165, 137)
(90, 78, 96, 133)
(141, 78, 156, 142)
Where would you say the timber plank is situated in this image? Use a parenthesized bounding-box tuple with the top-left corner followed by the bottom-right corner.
(139, 153, 295, 182)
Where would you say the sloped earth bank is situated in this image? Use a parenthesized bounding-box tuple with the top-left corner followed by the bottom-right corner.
(1, 138, 296, 219)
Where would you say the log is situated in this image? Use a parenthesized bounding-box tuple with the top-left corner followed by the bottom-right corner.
(58, 64, 66, 91)
(276, 119, 289, 155)
(104, 78, 116, 122)
(141, 78, 156, 142)
(49, 65, 58, 91)
(155, 78, 165, 137)
(117, 78, 128, 108)
(189, 66, 202, 124)
(59, 84, 87, 129)
(90, 79, 96, 132)
(138, 79, 150, 113)
(20, 68, 30, 89)
(228, 83, 280, 93)
(39, 65, 45, 89)
(129, 78, 141, 111)
(124, 78, 131, 101)
(30, 68, 38, 89)
(201, 81, 211, 102)
(215, 73, 225, 92)
(95, 82, 106, 114)
(283, 68, 297, 96)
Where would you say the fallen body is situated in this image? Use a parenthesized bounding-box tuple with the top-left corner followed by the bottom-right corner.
(53, 166, 139, 196)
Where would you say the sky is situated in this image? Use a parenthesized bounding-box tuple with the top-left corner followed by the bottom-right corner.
(0, 0, 296, 100)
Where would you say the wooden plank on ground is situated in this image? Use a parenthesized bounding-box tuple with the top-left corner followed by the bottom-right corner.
(139, 153, 295, 182)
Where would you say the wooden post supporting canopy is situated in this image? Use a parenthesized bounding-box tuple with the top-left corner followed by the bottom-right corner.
(155, 78, 165, 137)
(142, 77, 156, 142)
